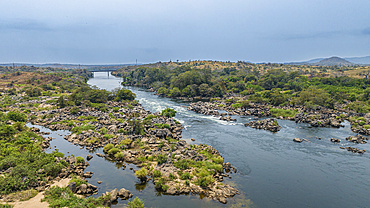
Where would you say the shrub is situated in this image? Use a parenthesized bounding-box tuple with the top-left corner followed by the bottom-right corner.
(197, 175, 214, 187)
(180, 172, 193, 180)
(156, 154, 167, 165)
(175, 159, 194, 170)
(76, 156, 85, 164)
(103, 143, 114, 153)
(114, 152, 124, 159)
(103, 134, 114, 139)
(161, 108, 177, 118)
(211, 156, 224, 164)
(7, 111, 27, 122)
(69, 107, 79, 115)
(270, 108, 298, 118)
(231, 103, 242, 109)
(120, 138, 132, 146)
(113, 107, 120, 112)
(117, 129, 128, 134)
(144, 114, 157, 121)
(108, 148, 120, 155)
(99, 127, 108, 135)
(127, 197, 144, 208)
(153, 170, 162, 178)
(147, 155, 154, 161)
(70, 177, 87, 187)
(169, 173, 177, 180)
(135, 168, 147, 180)
(71, 124, 95, 134)
(67, 121, 75, 127)
(115, 89, 136, 101)
(185, 180, 190, 186)
(359, 121, 366, 126)
(42, 186, 104, 208)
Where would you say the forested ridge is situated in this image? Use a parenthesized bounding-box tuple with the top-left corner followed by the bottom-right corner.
(113, 61, 370, 112)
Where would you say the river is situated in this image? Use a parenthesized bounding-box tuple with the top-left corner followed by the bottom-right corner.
(33, 72, 370, 208)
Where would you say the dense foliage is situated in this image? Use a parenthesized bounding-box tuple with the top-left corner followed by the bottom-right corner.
(0, 113, 68, 194)
(117, 63, 370, 111)
(42, 186, 105, 208)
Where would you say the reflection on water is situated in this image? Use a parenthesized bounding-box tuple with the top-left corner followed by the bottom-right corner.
(33, 71, 367, 208)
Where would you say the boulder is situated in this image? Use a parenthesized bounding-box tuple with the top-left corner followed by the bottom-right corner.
(68, 182, 77, 193)
(293, 138, 302, 143)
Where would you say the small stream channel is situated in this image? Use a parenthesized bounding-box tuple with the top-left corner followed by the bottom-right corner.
(29, 72, 370, 208)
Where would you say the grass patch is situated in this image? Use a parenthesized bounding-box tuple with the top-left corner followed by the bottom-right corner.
(42, 186, 105, 208)
(71, 124, 95, 135)
(1, 189, 38, 202)
(270, 108, 298, 118)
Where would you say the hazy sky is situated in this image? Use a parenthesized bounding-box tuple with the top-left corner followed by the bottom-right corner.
(0, 0, 369, 64)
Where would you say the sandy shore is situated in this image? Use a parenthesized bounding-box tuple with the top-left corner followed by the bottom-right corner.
(1, 178, 71, 208)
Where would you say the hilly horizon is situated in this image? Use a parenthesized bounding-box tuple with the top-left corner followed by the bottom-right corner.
(1, 55, 370, 68)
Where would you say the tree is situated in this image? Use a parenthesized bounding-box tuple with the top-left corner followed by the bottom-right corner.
(115, 89, 136, 101)
(57, 96, 67, 108)
(169, 87, 181, 97)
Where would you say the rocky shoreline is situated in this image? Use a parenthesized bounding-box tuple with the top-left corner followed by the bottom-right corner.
(8, 97, 241, 204)
(186, 96, 369, 154)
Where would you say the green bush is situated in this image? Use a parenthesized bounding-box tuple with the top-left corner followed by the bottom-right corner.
(175, 159, 194, 170)
(42, 186, 104, 208)
(7, 111, 27, 122)
(169, 173, 177, 180)
(144, 114, 157, 121)
(153, 170, 162, 178)
(270, 108, 298, 118)
(103, 143, 114, 153)
(99, 127, 108, 135)
(108, 148, 120, 155)
(180, 172, 193, 180)
(114, 152, 124, 159)
(113, 107, 120, 112)
(161, 108, 177, 118)
(156, 154, 167, 165)
(115, 89, 136, 101)
(120, 138, 132, 146)
(135, 168, 147, 180)
(71, 124, 95, 135)
(211, 156, 224, 164)
(103, 134, 114, 139)
(147, 155, 154, 161)
(70, 177, 87, 187)
(69, 107, 79, 115)
(76, 156, 85, 164)
(197, 175, 215, 187)
(127, 197, 144, 208)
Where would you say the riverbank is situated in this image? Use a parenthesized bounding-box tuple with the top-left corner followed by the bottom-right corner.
(26, 98, 240, 204)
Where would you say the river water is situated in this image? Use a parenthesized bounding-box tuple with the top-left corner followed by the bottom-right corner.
(33, 72, 370, 208)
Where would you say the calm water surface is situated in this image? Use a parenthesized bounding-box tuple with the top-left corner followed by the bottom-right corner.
(35, 72, 370, 208)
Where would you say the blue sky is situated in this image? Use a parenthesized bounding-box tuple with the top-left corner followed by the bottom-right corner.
(0, 0, 369, 64)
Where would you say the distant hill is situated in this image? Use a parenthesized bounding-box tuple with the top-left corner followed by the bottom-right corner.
(345, 56, 370, 64)
(315, 56, 354, 66)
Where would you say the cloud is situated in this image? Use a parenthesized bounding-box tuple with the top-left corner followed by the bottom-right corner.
(0, 19, 51, 31)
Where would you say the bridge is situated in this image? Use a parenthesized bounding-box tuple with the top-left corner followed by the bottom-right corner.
(86, 69, 118, 77)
